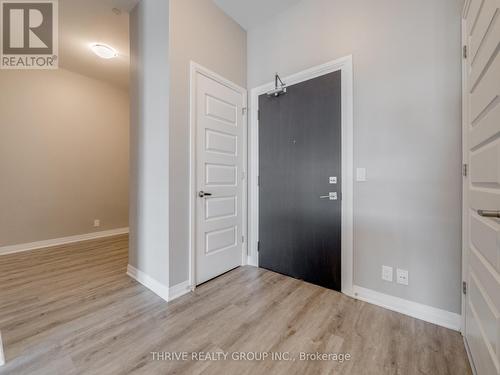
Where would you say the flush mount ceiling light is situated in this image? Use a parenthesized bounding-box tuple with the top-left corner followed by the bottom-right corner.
(90, 44, 118, 59)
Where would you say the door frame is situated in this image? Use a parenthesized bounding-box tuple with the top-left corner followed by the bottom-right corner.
(461, 4, 469, 337)
(188, 61, 248, 289)
(461, 2, 478, 372)
(248, 56, 355, 296)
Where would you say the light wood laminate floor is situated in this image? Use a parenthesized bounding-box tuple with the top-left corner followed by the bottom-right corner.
(0, 235, 471, 374)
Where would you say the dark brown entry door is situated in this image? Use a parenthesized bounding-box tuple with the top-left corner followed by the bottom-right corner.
(259, 71, 342, 291)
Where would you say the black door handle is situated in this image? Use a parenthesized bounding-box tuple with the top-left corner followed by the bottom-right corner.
(198, 191, 212, 198)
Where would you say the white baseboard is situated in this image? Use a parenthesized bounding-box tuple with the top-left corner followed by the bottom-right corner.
(0, 227, 129, 256)
(127, 265, 191, 302)
(169, 280, 192, 301)
(352, 285, 462, 331)
(342, 287, 355, 298)
(126, 264, 169, 302)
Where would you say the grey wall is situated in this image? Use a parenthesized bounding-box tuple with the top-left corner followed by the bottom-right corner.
(0, 68, 129, 247)
(169, 0, 246, 286)
(129, 0, 170, 287)
(247, 0, 463, 313)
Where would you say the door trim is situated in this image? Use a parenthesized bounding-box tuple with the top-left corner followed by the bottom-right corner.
(248, 56, 355, 296)
(188, 61, 248, 289)
(461, 3, 469, 337)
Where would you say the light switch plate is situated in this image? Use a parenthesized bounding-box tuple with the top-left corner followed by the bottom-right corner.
(356, 168, 367, 182)
(382, 266, 393, 282)
(397, 269, 409, 285)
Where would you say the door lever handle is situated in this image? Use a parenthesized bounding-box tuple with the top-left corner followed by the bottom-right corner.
(478, 209, 500, 218)
(320, 192, 337, 200)
(198, 191, 212, 198)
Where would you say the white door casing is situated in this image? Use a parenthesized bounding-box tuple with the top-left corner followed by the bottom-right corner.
(462, 0, 500, 374)
(191, 63, 247, 285)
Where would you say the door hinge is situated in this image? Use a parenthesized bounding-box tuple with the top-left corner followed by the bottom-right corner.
(242, 235, 245, 243)
(463, 45, 468, 59)
(462, 163, 468, 177)
(242, 107, 247, 115)
(258, 110, 260, 121)
(258, 175, 260, 187)
(463, 281, 467, 295)
(257, 241, 260, 252)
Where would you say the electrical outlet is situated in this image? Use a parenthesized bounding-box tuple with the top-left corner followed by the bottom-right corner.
(397, 269, 409, 285)
(94, 219, 100, 228)
(382, 266, 393, 282)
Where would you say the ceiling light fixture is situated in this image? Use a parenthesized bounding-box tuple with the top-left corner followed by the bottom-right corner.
(90, 43, 118, 59)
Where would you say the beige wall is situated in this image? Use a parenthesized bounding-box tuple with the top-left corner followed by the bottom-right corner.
(0, 68, 129, 247)
(169, 0, 247, 285)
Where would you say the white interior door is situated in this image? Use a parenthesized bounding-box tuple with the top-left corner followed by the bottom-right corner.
(463, 0, 500, 374)
(194, 69, 245, 285)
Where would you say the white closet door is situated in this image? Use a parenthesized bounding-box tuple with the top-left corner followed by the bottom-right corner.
(463, 0, 500, 374)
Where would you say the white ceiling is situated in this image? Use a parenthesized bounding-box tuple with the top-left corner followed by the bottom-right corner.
(59, 0, 298, 88)
(213, 0, 302, 30)
(59, 0, 137, 89)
